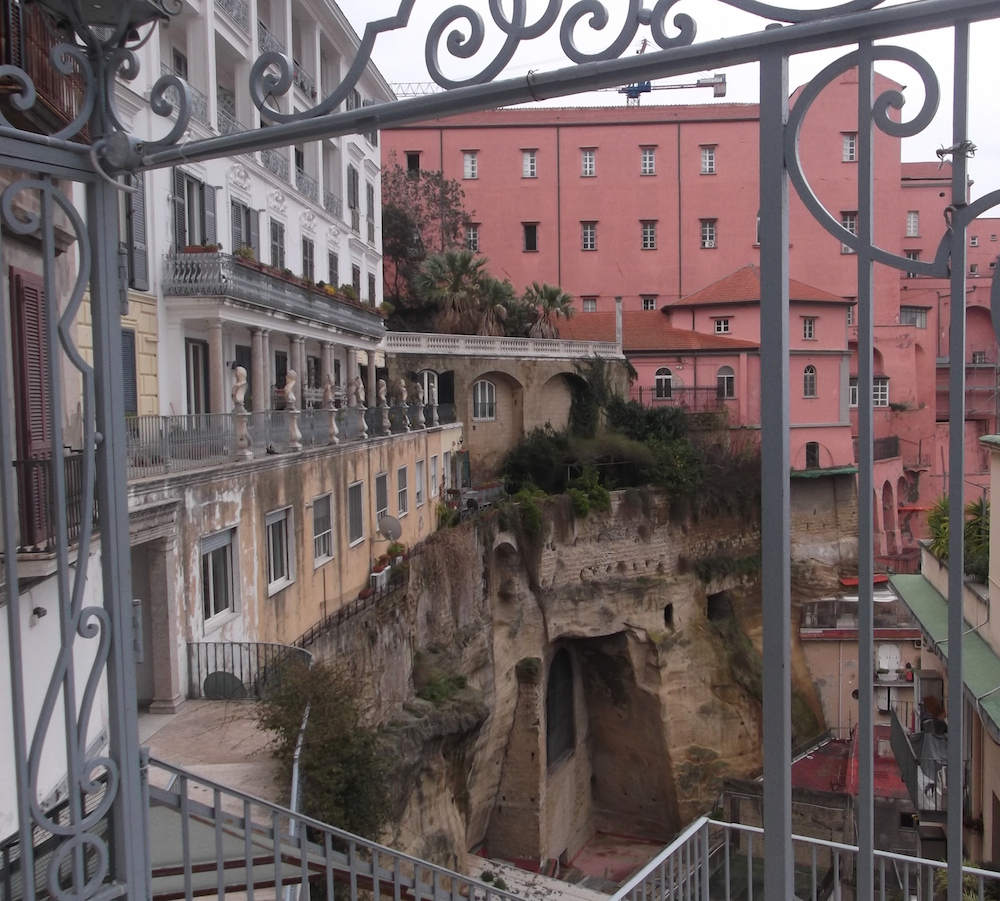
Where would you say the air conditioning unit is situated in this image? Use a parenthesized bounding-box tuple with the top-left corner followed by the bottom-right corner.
(704, 240, 716, 248)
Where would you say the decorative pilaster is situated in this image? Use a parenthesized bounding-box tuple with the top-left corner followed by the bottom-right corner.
(261, 329, 272, 410)
(324, 373, 339, 444)
(208, 322, 225, 414)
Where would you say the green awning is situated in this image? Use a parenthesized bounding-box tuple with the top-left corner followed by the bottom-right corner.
(891, 574, 1000, 743)
(790, 465, 858, 479)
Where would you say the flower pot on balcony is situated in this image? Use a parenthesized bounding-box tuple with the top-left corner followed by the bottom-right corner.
(185, 244, 220, 253)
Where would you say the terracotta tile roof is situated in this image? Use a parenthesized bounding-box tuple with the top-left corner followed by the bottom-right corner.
(901, 161, 951, 180)
(559, 311, 758, 352)
(671, 264, 849, 307)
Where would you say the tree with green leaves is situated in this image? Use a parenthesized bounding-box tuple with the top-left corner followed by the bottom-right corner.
(927, 494, 990, 582)
(413, 249, 488, 334)
(524, 281, 575, 338)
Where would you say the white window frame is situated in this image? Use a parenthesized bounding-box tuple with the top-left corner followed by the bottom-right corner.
(202, 528, 237, 626)
(397, 465, 409, 516)
(640, 147, 656, 175)
(904, 250, 920, 278)
(900, 306, 927, 329)
(463, 151, 478, 179)
(265, 507, 295, 595)
(348, 481, 364, 546)
(473, 379, 497, 421)
(443, 451, 452, 491)
(641, 220, 657, 250)
(466, 223, 479, 252)
(841, 211, 858, 253)
(582, 297, 597, 313)
(313, 493, 333, 566)
(416, 459, 425, 507)
(430, 455, 439, 498)
(906, 210, 919, 237)
(642, 296, 656, 311)
(803, 317, 816, 340)
(873, 377, 889, 407)
(715, 318, 730, 334)
(847, 306, 854, 326)
(522, 149, 537, 178)
(375, 472, 388, 522)
(700, 145, 716, 174)
(582, 222, 596, 251)
(971, 235, 979, 247)
(655, 367, 672, 399)
(581, 148, 595, 177)
(971, 263, 979, 276)
(701, 219, 717, 249)
(842, 133, 857, 162)
(972, 351, 988, 365)
(717, 366, 735, 399)
(803, 365, 817, 398)
(849, 378, 858, 407)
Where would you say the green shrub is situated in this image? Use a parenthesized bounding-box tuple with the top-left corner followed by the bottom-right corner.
(514, 489, 543, 537)
(568, 487, 590, 518)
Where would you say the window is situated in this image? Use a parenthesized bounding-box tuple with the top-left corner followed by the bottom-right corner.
(899, 306, 927, 328)
(842, 133, 857, 162)
(466, 224, 479, 252)
(375, 473, 388, 522)
(640, 147, 655, 175)
(347, 164, 360, 232)
(803, 365, 817, 397)
(368, 273, 377, 304)
(346, 87, 361, 110)
(352, 264, 362, 298)
(201, 529, 236, 623)
(117, 173, 148, 290)
(905, 250, 920, 278)
(874, 377, 889, 407)
(328, 251, 339, 286)
(265, 507, 294, 594)
(582, 297, 597, 313)
(173, 169, 216, 250)
(186, 339, 210, 414)
(970, 263, 979, 276)
(366, 182, 376, 243)
(230, 198, 258, 260)
(906, 210, 919, 237)
(406, 151, 420, 172)
(847, 306, 854, 326)
(473, 379, 496, 420)
(121, 329, 137, 415)
(443, 451, 451, 492)
(416, 459, 425, 506)
(581, 148, 595, 177)
(803, 317, 815, 340)
(642, 296, 656, 311)
(270, 219, 285, 269)
(172, 47, 188, 79)
(463, 151, 478, 179)
(701, 146, 716, 174)
(522, 150, 537, 178)
(582, 222, 596, 251)
(701, 219, 717, 249)
(655, 367, 672, 399)
(430, 455, 439, 498)
(397, 466, 408, 516)
(313, 494, 333, 564)
(523, 223, 538, 252)
(641, 220, 657, 250)
(348, 481, 364, 545)
(841, 211, 857, 253)
(302, 237, 314, 282)
(546, 648, 575, 767)
(715, 318, 730, 334)
(973, 351, 988, 364)
(805, 442, 820, 469)
(717, 365, 735, 399)
(971, 235, 979, 247)
(849, 378, 858, 407)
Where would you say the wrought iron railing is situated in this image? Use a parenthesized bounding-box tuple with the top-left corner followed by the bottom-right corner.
(217, 107, 247, 137)
(295, 166, 318, 202)
(629, 384, 737, 414)
(162, 252, 385, 338)
(256, 18, 284, 54)
(800, 594, 918, 631)
(187, 641, 312, 700)
(12, 453, 97, 552)
(216, 0, 248, 31)
(158, 63, 210, 127)
(261, 146, 290, 181)
(888, 705, 966, 819)
(146, 758, 521, 901)
(323, 189, 343, 218)
(292, 58, 316, 98)
(126, 413, 236, 479)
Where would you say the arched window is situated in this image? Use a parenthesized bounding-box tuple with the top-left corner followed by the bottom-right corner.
(805, 441, 820, 469)
(418, 369, 438, 402)
(803, 365, 817, 398)
(655, 367, 672, 399)
(472, 379, 496, 421)
(546, 648, 575, 766)
(717, 366, 735, 399)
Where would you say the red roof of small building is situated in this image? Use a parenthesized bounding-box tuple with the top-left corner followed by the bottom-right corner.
(559, 311, 758, 352)
(901, 161, 952, 181)
(671, 264, 850, 307)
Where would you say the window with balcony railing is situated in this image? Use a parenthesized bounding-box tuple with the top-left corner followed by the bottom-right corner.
(257, 19, 284, 54)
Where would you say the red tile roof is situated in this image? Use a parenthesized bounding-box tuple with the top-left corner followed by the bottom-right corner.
(671, 264, 850, 307)
(901, 161, 951, 180)
(559, 310, 758, 352)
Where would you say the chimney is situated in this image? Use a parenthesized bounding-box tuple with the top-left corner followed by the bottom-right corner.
(615, 296, 623, 349)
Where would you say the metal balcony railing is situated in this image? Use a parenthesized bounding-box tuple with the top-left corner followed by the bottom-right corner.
(261, 146, 290, 181)
(12, 453, 97, 552)
(217, 107, 247, 137)
(158, 63, 210, 127)
(800, 593, 918, 631)
(256, 19, 284, 54)
(162, 252, 385, 338)
(323, 189, 343, 218)
(292, 58, 316, 98)
(295, 166, 319, 202)
(187, 641, 312, 700)
(126, 413, 236, 479)
(216, 0, 248, 31)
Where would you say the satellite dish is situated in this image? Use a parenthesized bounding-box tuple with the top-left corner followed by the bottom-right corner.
(378, 515, 402, 542)
(202, 671, 248, 700)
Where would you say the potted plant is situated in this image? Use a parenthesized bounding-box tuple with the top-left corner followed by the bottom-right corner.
(358, 585, 374, 600)
(233, 244, 256, 262)
(372, 554, 390, 573)
(387, 541, 406, 564)
(185, 242, 220, 253)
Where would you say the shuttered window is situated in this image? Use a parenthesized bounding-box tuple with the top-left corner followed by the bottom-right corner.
(126, 173, 149, 291)
(231, 199, 259, 259)
(121, 329, 138, 414)
(173, 169, 217, 249)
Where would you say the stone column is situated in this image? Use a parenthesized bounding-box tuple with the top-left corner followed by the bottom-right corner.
(321, 341, 334, 386)
(347, 347, 358, 385)
(208, 321, 225, 414)
(251, 328, 264, 413)
(261, 329, 271, 410)
(148, 537, 184, 713)
(366, 350, 377, 412)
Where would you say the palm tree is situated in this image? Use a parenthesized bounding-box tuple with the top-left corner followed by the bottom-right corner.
(524, 281, 575, 338)
(413, 250, 487, 333)
(476, 277, 513, 336)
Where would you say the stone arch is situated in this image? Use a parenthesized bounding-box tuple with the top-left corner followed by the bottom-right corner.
(529, 370, 588, 433)
(546, 647, 575, 768)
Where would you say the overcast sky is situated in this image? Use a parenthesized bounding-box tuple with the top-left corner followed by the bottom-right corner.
(336, 1, 1000, 205)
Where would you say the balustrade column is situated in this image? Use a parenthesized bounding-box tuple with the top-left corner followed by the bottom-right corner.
(347, 347, 358, 386)
(367, 351, 377, 412)
(209, 322, 225, 414)
(261, 329, 271, 410)
(251, 328, 264, 413)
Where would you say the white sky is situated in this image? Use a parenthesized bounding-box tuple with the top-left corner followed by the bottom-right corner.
(336, 0, 1000, 204)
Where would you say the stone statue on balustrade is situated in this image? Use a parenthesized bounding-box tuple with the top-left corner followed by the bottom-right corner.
(378, 378, 390, 434)
(355, 376, 368, 439)
(355, 375, 366, 408)
(232, 366, 252, 460)
(397, 378, 410, 431)
(284, 369, 302, 450)
(429, 381, 439, 426)
(345, 377, 357, 408)
(414, 382, 426, 428)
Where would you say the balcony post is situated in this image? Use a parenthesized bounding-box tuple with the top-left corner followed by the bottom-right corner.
(261, 328, 272, 410)
(366, 350, 377, 417)
(251, 327, 264, 412)
(209, 321, 225, 414)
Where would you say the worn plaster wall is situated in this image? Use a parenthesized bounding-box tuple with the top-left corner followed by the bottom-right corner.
(789, 473, 859, 567)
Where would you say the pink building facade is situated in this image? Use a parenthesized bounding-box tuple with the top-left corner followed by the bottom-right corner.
(384, 69, 999, 556)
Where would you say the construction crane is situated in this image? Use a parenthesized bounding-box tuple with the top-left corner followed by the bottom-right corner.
(597, 40, 726, 105)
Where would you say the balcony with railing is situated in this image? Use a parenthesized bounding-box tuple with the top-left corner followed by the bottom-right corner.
(323, 189, 343, 218)
(629, 384, 741, 425)
(11, 452, 97, 553)
(257, 18, 284, 54)
(158, 63, 210, 127)
(217, 107, 248, 137)
(292, 58, 316, 98)
(162, 252, 384, 338)
(261, 146, 290, 181)
(216, 0, 248, 31)
(383, 331, 623, 360)
(295, 166, 319, 202)
(799, 589, 921, 636)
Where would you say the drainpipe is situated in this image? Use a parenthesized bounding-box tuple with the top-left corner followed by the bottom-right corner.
(615, 296, 623, 352)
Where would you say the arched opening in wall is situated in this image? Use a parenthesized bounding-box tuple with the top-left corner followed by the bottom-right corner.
(872, 488, 882, 545)
(914, 343, 927, 409)
(707, 591, 730, 621)
(805, 441, 820, 469)
(882, 479, 897, 554)
(546, 648, 575, 768)
(664, 603, 674, 630)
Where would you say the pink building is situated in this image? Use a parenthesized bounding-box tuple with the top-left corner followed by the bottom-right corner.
(384, 69, 999, 555)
